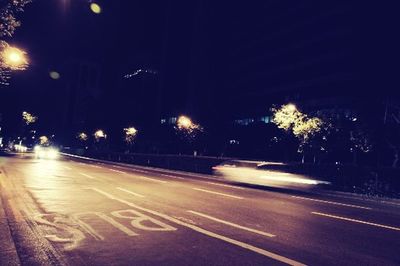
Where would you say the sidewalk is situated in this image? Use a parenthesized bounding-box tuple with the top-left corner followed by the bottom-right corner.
(0, 170, 20, 266)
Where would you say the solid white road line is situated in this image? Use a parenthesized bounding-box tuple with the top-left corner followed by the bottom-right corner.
(79, 173, 95, 179)
(62, 166, 72, 170)
(312, 212, 400, 231)
(187, 210, 275, 238)
(206, 181, 245, 190)
(292, 196, 371, 210)
(192, 188, 243, 199)
(116, 187, 145, 198)
(90, 188, 305, 266)
(108, 169, 127, 174)
(89, 164, 102, 169)
(109, 168, 167, 184)
(160, 174, 186, 180)
(132, 175, 168, 184)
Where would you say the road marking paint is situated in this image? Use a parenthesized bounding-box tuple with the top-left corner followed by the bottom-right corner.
(292, 196, 371, 210)
(90, 188, 305, 266)
(111, 209, 177, 232)
(192, 188, 243, 199)
(206, 181, 245, 190)
(116, 187, 145, 198)
(73, 211, 138, 239)
(187, 210, 275, 238)
(79, 173, 95, 179)
(78, 162, 86, 166)
(312, 212, 400, 231)
(108, 168, 167, 183)
(132, 169, 149, 173)
(62, 166, 72, 170)
(108, 169, 127, 174)
(129, 175, 168, 184)
(89, 164, 102, 169)
(35, 214, 86, 250)
(321, 192, 400, 207)
(160, 174, 185, 180)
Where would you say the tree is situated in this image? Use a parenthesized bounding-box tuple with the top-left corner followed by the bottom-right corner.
(0, 0, 31, 85)
(272, 104, 323, 163)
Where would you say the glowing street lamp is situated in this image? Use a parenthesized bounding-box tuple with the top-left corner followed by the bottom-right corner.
(90, 2, 102, 14)
(287, 103, 297, 112)
(1, 46, 28, 70)
(177, 116, 193, 130)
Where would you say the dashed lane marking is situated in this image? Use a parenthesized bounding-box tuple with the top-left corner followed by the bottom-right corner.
(312, 212, 400, 231)
(108, 169, 127, 174)
(116, 187, 145, 198)
(206, 181, 245, 190)
(79, 173, 95, 179)
(192, 188, 243, 199)
(292, 196, 371, 210)
(90, 187, 305, 266)
(187, 210, 275, 237)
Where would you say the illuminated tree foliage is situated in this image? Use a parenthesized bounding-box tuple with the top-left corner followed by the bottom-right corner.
(175, 115, 203, 141)
(77, 132, 88, 141)
(0, 0, 31, 85)
(39, 135, 49, 145)
(124, 127, 138, 144)
(272, 104, 323, 163)
(22, 111, 37, 125)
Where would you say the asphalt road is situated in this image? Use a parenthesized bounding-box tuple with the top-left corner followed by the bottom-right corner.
(1, 153, 399, 266)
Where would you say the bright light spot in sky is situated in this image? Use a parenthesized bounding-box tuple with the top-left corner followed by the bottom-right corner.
(2, 46, 28, 69)
(90, 3, 101, 14)
(49, 71, 60, 80)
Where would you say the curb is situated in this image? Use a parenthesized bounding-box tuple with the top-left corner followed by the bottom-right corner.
(0, 170, 21, 266)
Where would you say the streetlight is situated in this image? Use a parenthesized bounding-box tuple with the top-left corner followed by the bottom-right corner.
(177, 116, 193, 130)
(1, 46, 28, 70)
(90, 2, 102, 14)
(287, 103, 297, 112)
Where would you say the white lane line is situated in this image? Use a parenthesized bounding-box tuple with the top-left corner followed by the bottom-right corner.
(187, 210, 275, 238)
(132, 169, 150, 174)
(160, 174, 185, 180)
(79, 173, 95, 179)
(206, 182, 245, 190)
(312, 212, 400, 231)
(132, 175, 168, 184)
(108, 168, 167, 184)
(62, 166, 72, 170)
(108, 169, 127, 174)
(192, 188, 243, 199)
(89, 164, 102, 169)
(90, 188, 305, 266)
(116, 187, 145, 198)
(292, 196, 371, 210)
(78, 162, 86, 166)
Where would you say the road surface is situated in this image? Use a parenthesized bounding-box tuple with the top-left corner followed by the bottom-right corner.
(0, 153, 399, 265)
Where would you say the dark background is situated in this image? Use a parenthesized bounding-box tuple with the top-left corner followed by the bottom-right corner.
(1, 1, 399, 158)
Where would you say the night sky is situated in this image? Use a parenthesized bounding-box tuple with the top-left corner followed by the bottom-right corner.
(1, 1, 399, 138)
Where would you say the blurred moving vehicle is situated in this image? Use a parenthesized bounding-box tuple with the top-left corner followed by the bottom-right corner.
(34, 145, 59, 159)
(14, 144, 28, 153)
(213, 160, 330, 190)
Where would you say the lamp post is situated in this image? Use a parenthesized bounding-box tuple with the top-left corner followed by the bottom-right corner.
(1, 46, 28, 70)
